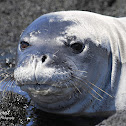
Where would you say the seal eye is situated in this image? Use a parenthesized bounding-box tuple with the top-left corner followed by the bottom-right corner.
(71, 42, 84, 53)
(20, 41, 30, 50)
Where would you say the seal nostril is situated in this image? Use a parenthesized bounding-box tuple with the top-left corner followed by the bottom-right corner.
(42, 55, 47, 63)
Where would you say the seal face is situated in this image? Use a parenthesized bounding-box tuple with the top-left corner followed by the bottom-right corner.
(14, 11, 126, 115)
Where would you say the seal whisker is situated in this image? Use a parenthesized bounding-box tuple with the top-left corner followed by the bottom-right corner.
(67, 76, 82, 94)
(2, 83, 10, 95)
(85, 80, 113, 98)
(74, 75, 113, 98)
(82, 81, 103, 99)
(5, 80, 15, 96)
(3, 81, 12, 92)
(87, 90, 102, 101)
(53, 79, 70, 89)
(80, 84, 102, 101)
(74, 80, 102, 101)
(10, 80, 16, 90)
(2, 79, 11, 90)
(53, 50, 60, 56)
(72, 83, 82, 94)
(72, 69, 87, 73)
(0, 73, 13, 85)
(72, 75, 103, 99)
(7, 79, 15, 91)
(70, 75, 103, 100)
(2, 79, 13, 96)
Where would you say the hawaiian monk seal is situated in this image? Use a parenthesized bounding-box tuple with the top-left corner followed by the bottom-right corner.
(14, 11, 126, 116)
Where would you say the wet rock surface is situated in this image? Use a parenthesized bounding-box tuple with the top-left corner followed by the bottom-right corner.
(0, 0, 126, 125)
(0, 92, 30, 126)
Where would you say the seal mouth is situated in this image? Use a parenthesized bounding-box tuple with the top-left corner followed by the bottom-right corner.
(18, 82, 71, 89)
(19, 83, 72, 96)
(19, 83, 51, 89)
(20, 83, 77, 107)
(20, 83, 56, 91)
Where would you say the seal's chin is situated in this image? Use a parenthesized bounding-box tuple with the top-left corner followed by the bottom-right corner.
(20, 83, 74, 103)
(19, 83, 83, 114)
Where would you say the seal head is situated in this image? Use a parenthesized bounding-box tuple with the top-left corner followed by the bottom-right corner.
(14, 11, 126, 115)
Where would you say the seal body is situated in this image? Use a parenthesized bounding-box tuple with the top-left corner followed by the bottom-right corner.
(14, 11, 126, 116)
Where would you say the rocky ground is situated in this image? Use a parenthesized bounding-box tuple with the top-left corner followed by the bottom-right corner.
(0, 0, 126, 125)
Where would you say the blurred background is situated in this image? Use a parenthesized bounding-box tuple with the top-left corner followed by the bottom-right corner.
(0, 0, 126, 125)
